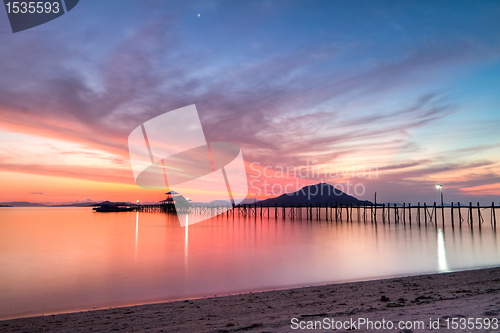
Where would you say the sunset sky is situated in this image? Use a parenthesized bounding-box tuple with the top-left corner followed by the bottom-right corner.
(0, 1, 499, 204)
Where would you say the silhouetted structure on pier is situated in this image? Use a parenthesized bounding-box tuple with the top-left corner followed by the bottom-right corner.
(157, 191, 191, 213)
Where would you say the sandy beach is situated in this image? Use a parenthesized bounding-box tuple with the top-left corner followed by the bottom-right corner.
(1, 267, 500, 332)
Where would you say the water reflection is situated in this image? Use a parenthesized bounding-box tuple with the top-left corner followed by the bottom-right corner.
(185, 214, 189, 266)
(437, 229, 449, 272)
(135, 211, 139, 259)
(0, 207, 499, 320)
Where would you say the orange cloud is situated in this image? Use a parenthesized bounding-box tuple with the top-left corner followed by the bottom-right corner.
(460, 183, 500, 196)
(0, 171, 166, 204)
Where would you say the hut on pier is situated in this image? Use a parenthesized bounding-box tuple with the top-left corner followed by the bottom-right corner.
(160, 191, 191, 213)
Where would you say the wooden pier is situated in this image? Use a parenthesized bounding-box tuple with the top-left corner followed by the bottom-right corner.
(133, 201, 499, 230)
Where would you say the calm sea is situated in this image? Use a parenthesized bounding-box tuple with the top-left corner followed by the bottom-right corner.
(0, 207, 499, 319)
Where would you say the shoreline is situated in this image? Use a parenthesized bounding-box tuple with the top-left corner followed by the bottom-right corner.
(0, 267, 493, 321)
(1, 266, 500, 332)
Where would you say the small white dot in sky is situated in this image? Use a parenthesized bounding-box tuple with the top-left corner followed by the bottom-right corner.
(198, 14, 200, 17)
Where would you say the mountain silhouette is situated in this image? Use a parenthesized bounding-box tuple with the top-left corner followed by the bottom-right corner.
(250, 183, 372, 207)
(0, 201, 47, 207)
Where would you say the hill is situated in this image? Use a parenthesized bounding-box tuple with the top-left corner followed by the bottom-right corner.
(0, 201, 139, 207)
(249, 183, 372, 207)
(0, 201, 48, 207)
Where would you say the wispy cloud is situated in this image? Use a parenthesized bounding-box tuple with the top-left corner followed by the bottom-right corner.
(1, 1, 499, 203)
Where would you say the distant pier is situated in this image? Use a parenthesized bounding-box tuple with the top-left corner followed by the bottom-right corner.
(133, 201, 498, 230)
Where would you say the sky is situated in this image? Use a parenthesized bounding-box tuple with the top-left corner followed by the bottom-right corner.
(0, 0, 499, 205)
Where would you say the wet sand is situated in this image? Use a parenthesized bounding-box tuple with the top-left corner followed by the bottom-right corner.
(1, 267, 500, 332)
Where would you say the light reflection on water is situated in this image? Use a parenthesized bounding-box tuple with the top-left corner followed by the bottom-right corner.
(0, 207, 499, 319)
(437, 229, 449, 272)
(135, 211, 138, 260)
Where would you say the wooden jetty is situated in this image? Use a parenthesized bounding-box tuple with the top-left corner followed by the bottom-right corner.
(133, 201, 499, 231)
